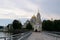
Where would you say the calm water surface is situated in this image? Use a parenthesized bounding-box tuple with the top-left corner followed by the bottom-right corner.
(0, 32, 14, 40)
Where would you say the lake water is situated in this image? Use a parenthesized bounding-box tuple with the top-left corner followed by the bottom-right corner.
(0, 32, 11, 37)
(0, 32, 14, 40)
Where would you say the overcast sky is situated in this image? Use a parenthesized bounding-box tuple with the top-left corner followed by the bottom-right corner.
(0, 0, 60, 26)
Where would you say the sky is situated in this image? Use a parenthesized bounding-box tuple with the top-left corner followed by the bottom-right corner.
(0, 0, 60, 26)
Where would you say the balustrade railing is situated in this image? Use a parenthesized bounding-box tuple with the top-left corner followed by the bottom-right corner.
(45, 32, 60, 40)
(0, 31, 32, 40)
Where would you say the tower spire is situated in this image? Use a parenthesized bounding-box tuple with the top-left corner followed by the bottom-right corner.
(37, 9, 40, 17)
(37, 9, 40, 15)
(38, 9, 39, 12)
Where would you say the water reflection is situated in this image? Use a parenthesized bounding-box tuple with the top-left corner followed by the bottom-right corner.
(0, 32, 20, 40)
(0, 32, 11, 37)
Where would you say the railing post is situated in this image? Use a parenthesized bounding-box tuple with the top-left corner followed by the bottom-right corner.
(56, 37, 57, 40)
(4, 37, 6, 40)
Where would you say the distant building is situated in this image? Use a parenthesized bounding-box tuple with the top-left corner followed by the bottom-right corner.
(8, 24, 13, 30)
(23, 20, 30, 28)
(23, 11, 42, 31)
(51, 18, 53, 21)
(5, 24, 13, 31)
(30, 11, 42, 31)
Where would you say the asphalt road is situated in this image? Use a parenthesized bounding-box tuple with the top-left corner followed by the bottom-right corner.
(27, 32, 60, 40)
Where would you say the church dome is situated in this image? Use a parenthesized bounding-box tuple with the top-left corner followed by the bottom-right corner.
(32, 15, 36, 19)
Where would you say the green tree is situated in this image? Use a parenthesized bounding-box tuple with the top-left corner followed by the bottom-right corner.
(26, 22, 33, 30)
(54, 20, 60, 31)
(12, 20, 22, 29)
(42, 20, 60, 31)
(42, 20, 47, 30)
(42, 20, 53, 31)
(0, 26, 3, 29)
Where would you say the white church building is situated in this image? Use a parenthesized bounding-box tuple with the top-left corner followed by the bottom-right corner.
(23, 11, 42, 32)
(30, 11, 42, 32)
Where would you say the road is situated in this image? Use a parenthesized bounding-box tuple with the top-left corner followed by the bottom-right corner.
(27, 32, 60, 40)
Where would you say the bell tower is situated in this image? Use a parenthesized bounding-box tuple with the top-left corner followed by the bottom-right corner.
(30, 10, 42, 32)
(36, 10, 42, 31)
(37, 10, 41, 24)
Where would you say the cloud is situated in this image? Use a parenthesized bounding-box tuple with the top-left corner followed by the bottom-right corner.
(0, 8, 33, 19)
(0, 0, 60, 20)
(0, 0, 39, 19)
(0, 0, 60, 26)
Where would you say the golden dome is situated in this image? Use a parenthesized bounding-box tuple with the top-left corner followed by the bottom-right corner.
(32, 15, 36, 18)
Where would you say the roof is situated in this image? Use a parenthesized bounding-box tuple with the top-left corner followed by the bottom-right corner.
(32, 15, 36, 18)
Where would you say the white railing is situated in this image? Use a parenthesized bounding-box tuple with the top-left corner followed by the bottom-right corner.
(18, 31, 32, 40)
(45, 32, 60, 40)
(0, 31, 32, 40)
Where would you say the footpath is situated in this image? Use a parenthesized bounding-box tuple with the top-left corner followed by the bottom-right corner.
(27, 32, 60, 40)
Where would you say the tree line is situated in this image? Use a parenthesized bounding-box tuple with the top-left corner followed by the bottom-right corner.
(7, 20, 33, 33)
(42, 20, 60, 31)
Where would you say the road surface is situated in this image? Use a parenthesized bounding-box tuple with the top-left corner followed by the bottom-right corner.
(27, 32, 60, 40)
